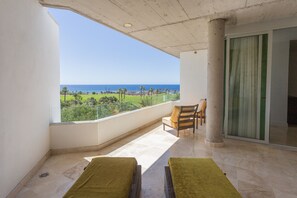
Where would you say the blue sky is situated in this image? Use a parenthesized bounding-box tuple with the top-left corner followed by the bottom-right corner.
(48, 8, 180, 85)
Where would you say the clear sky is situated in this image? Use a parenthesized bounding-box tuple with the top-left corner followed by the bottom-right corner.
(48, 8, 180, 85)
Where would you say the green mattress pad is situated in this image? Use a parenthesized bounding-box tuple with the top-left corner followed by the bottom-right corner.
(168, 158, 241, 198)
(64, 157, 137, 198)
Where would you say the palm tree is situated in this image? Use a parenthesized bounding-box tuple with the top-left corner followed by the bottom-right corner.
(123, 88, 127, 99)
(121, 89, 124, 101)
(140, 86, 145, 98)
(73, 93, 82, 105)
(166, 89, 170, 95)
(61, 86, 68, 102)
(156, 89, 160, 95)
(149, 88, 154, 97)
(118, 89, 123, 102)
(149, 88, 154, 105)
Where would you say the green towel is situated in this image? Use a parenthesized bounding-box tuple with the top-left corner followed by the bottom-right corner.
(64, 157, 137, 198)
(169, 158, 241, 198)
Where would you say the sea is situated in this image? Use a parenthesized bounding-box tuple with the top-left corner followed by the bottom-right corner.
(60, 84, 180, 93)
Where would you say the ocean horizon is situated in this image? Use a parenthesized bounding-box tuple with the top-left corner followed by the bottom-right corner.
(60, 84, 180, 93)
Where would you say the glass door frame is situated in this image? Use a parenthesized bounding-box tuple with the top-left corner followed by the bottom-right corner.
(224, 31, 273, 144)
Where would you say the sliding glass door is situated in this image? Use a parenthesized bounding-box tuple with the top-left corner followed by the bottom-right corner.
(224, 34, 268, 141)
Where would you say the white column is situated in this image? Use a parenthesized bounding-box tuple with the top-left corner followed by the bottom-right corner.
(205, 18, 225, 147)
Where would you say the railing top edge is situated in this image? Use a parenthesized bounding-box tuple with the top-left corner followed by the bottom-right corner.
(50, 101, 175, 126)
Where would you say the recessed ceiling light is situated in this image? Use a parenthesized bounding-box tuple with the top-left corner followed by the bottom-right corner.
(123, 23, 133, 28)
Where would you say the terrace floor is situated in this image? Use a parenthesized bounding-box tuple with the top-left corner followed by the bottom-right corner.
(17, 122, 297, 198)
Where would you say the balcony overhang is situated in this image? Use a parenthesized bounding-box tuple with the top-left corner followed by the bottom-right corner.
(40, 0, 297, 57)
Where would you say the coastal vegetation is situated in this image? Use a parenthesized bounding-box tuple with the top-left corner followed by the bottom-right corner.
(60, 86, 180, 122)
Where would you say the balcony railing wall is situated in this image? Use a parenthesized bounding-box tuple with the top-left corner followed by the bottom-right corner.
(50, 101, 176, 152)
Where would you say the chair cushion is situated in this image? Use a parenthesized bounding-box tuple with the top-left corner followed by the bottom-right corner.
(163, 117, 177, 129)
(163, 116, 193, 129)
(170, 106, 180, 123)
(198, 99, 206, 112)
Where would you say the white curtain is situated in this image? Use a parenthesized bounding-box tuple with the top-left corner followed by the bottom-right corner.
(228, 36, 259, 139)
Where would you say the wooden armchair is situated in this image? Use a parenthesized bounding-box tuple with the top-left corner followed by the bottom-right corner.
(162, 105, 198, 137)
(196, 99, 207, 128)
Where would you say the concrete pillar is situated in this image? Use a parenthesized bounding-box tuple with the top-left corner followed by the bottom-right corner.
(205, 18, 225, 147)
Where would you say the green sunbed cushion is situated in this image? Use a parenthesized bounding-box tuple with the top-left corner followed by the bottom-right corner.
(64, 157, 137, 198)
(168, 158, 241, 198)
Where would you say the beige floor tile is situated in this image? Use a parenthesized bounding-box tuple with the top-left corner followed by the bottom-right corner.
(238, 180, 275, 198)
(16, 122, 297, 198)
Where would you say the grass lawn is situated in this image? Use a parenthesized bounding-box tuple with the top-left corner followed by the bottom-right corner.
(60, 93, 178, 107)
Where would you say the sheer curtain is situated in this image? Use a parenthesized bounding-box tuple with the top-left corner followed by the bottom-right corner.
(228, 36, 259, 139)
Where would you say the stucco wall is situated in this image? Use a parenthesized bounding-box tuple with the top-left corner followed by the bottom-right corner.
(180, 50, 207, 105)
(0, 0, 60, 196)
(271, 27, 297, 126)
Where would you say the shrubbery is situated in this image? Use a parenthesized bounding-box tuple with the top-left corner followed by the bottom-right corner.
(61, 105, 97, 122)
(60, 93, 180, 122)
(140, 96, 153, 107)
(118, 101, 139, 112)
(61, 96, 141, 122)
(98, 96, 118, 104)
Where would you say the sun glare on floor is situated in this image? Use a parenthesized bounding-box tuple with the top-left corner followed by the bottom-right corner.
(84, 124, 179, 173)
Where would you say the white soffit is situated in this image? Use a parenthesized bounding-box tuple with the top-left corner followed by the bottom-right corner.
(40, 0, 297, 57)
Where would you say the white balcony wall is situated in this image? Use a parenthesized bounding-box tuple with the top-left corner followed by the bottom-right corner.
(50, 122, 99, 149)
(180, 50, 207, 105)
(0, 0, 60, 196)
(50, 102, 174, 150)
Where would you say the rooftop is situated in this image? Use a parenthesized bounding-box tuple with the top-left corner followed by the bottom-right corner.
(17, 122, 297, 198)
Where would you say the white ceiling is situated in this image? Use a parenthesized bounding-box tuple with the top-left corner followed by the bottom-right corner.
(40, 0, 297, 57)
